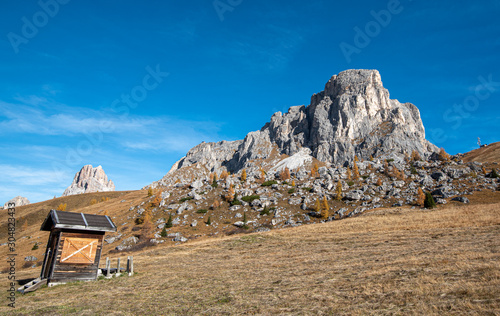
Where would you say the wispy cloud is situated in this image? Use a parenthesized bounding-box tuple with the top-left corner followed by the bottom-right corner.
(0, 97, 225, 154)
(0, 164, 69, 186)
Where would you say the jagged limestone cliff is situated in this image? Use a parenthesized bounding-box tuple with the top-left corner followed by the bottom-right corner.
(62, 165, 115, 196)
(151, 69, 437, 187)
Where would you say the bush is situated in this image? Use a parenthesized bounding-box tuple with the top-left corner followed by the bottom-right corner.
(230, 199, 242, 206)
(424, 192, 436, 209)
(147, 187, 153, 197)
(179, 196, 193, 203)
(135, 217, 144, 225)
(90, 199, 98, 205)
(31, 243, 38, 251)
(303, 187, 312, 192)
(196, 209, 208, 214)
(490, 169, 499, 178)
(206, 216, 212, 225)
(347, 181, 355, 186)
(261, 180, 278, 187)
(241, 195, 260, 203)
(160, 226, 167, 237)
(288, 188, 296, 194)
(165, 214, 173, 228)
(410, 165, 418, 175)
(260, 207, 271, 216)
(56, 203, 67, 211)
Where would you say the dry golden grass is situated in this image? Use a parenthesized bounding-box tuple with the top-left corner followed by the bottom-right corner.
(1, 201, 499, 315)
(463, 142, 500, 164)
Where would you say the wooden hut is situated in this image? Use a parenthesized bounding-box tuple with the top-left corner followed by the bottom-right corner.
(38, 209, 117, 285)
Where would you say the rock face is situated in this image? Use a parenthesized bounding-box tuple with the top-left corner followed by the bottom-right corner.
(3, 196, 30, 209)
(152, 69, 438, 186)
(62, 165, 115, 196)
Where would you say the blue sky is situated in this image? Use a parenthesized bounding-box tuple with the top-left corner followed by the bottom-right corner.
(1, 0, 499, 204)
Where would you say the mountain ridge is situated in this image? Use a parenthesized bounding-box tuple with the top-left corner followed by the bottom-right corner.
(151, 69, 438, 188)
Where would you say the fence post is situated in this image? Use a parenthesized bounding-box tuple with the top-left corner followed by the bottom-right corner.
(106, 257, 111, 278)
(127, 256, 134, 276)
(116, 258, 121, 277)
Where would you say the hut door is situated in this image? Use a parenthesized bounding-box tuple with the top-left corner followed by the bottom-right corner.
(60, 237, 98, 264)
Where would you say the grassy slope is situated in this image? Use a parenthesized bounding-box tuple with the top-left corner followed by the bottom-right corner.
(1, 201, 499, 315)
(462, 142, 500, 164)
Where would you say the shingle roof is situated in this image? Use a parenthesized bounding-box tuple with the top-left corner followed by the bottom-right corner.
(40, 210, 117, 232)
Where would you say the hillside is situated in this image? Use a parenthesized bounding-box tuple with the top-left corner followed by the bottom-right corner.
(462, 142, 500, 164)
(1, 201, 498, 315)
(1, 146, 499, 278)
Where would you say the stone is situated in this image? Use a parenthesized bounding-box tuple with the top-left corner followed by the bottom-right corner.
(234, 213, 243, 218)
(115, 237, 139, 251)
(288, 197, 302, 205)
(177, 202, 193, 214)
(229, 205, 242, 211)
(233, 221, 245, 227)
(161, 191, 171, 199)
(393, 201, 404, 207)
(191, 179, 203, 189)
(191, 220, 198, 227)
(104, 234, 122, 244)
(443, 166, 471, 179)
(336, 208, 349, 218)
(435, 198, 447, 205)
(24, 256, 37, 262)
(255, 227, 271, 233)
(420, 176, 434, 188)
(62, 165, 115, 196)
(173, 235, 188, 242)
(452, 197, 470, 203)
(344, 190, 363, 201)
(431, 186, 458, 199)
(3, 196, 30, 209)
(431, 172, 447, 182)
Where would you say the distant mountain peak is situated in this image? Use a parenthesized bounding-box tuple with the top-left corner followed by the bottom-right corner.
(3, 196, 30, 209)
(62, 164, 115, 196)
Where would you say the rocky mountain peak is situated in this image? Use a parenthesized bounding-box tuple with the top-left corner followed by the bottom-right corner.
(151, 69, 438, 187)
(3, 196, 30, 209)
(62, 165, 115, 196)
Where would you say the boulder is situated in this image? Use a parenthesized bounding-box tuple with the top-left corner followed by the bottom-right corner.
(452, 197, 470, 203)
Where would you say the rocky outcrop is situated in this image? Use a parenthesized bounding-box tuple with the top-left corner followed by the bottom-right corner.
(62, 165, 115, 196)
(152, 69, 438, 187)
(261, 69, 438, 163)
(3, 196, 30, 209)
